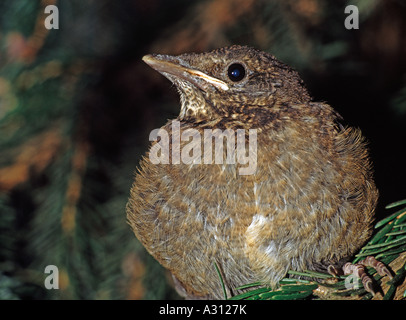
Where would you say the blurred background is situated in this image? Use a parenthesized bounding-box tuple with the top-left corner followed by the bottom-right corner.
(0, 0, 405, 299)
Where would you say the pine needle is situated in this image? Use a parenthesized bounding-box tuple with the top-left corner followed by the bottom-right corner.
(213, 261, 227, 300)
(385, 199, 406, 209)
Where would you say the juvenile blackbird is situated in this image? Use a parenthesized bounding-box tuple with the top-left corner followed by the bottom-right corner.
(127, 45, 389, 299)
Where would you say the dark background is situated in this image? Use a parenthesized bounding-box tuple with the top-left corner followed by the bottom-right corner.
(0, 0, 405, 299)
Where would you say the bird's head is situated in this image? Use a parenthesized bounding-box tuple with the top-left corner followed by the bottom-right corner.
(143, 45, 311, 124)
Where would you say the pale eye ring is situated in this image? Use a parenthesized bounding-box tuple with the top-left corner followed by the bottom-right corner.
(227, 63, 246, 82)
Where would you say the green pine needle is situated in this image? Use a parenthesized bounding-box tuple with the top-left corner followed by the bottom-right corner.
(375, 206, 406, 228)
(213, 261, 228, 299)
(385, 199, 406, 209)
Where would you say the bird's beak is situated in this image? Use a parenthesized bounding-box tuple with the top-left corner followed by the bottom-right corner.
(142, 54, 229, 91)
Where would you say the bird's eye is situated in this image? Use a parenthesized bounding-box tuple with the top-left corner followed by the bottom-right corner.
(227, 63, 246, 82)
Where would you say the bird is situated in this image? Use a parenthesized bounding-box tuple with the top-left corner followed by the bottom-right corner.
(126, 45, 390, 299)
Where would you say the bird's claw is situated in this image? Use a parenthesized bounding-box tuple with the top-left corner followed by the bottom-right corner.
(328, 256, 393, 296)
